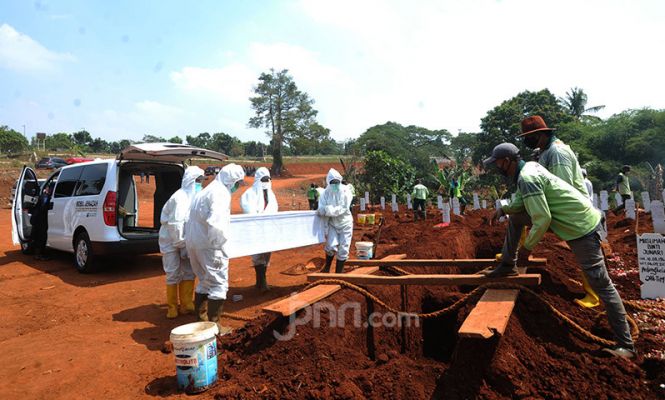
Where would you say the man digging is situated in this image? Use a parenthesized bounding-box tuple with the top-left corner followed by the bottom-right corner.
(483, 143, 635, 359)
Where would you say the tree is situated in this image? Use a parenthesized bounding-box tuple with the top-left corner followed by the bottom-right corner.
(72, 130, 93, 147)
(168, 136, 183, 144)
(559, 87, 605, 120)
(289, 122, 339, 155)
(243, 141, 265, 158)
(45, 132, 74, 151)
(89, 137, 110, 153)
(186, 132, 211, 149)
(473, 89, 573, 163)
(358, 150, 416, 202)
(248, 69, 318, 176)
(109, 139, 132, 154)
(142, 134, 166, 143)
(210, 132, 244, 156)
(0, 125, 29, 154)
(449, 132, 479, 161)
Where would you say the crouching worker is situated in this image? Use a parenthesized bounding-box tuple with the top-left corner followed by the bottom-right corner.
(159, 166, 206, 318)
(318, 168, 353, 273)
(240, 167, 278, 291)
(483, 143, 635, 358)
(186, 164, 245, 330)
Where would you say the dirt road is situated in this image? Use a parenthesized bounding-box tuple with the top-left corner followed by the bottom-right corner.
(0, 172, 328, 399)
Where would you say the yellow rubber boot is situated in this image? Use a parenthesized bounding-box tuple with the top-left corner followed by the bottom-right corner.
(574, 273, 600, 308)
(178, 280, 196, 315)
(166, 284, 179, 319)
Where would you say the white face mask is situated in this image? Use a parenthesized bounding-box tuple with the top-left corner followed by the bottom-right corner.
(261, 181, 271, 190)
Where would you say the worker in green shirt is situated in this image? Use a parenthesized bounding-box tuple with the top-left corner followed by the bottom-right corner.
(504, 116, 600, 308)
(412, 179, 429, 221)
(307, 183, 319, 210)
(612, 165, 632, 215)
(449, 176, 467, 214)
(483, 143, 635, 358)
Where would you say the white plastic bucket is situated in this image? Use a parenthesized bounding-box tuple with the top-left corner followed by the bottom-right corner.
(355, 241, 374, 260)
(170, 322, 219, 393)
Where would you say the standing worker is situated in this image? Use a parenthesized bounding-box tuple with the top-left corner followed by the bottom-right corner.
(502, 115, 599, 308)
(449, 176, 468, 214)
(186, 163, 245, 330)
(318, 168, 353, 273)
(484, 143, 635, 358)
(307, 183, 319, 210)
(582, 169, 594, 203)
(412, 179, 429, 221)
(158, 166, 205, 318)
(613, 165, 632, 215)
(240, 167, 278, 292)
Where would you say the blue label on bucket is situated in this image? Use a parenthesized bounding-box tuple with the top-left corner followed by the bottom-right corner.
(175, 340, 218, 392)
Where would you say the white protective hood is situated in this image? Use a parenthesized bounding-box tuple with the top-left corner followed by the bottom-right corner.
(217, 163, 245, 189)
(181, 166, 205, 201)
(240, 167, 278, 214)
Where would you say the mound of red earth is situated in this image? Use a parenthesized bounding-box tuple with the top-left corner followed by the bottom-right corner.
(199, 208, 663, 399)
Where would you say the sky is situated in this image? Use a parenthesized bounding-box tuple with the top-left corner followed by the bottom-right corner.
(1, 0, 664, 144)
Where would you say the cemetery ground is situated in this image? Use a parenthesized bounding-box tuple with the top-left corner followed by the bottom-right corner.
(0, 162, 664, 399)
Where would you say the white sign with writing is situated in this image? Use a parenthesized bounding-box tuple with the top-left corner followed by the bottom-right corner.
(437, 195, 443, 209)
(651, 200, 665, 234)
(641, 192, 651, 213)
(637, 233, 665, 299)
(592, 193, 599, 209)
(391, 194, 398, 212)
(380, 196, 385, 210)
(481, 199, 487, 209)
(625, 199, 636, 219)
(406, 194, 412, 209)
(473, 192, 480, 210)
(615, 192, 624, 207)
(452, 197, 461, 215)
(600, 190, 609, 211)
(359, 198, 366, 211)
(442, 203, 451, 223)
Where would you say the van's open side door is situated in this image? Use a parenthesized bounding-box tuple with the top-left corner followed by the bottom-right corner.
(12, 166, 39, 246)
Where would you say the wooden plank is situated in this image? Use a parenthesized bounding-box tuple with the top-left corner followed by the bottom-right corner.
(306, 273, 541, 286)
(262, 254, 406, 317)
(458, 289, 519, 339)
(344, 257, 547, 268)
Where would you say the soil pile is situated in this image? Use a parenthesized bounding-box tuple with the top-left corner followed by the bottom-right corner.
(199, 208, 664, 399)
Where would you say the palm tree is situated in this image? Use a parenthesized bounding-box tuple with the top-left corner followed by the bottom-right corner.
(559, 87, 605, 120)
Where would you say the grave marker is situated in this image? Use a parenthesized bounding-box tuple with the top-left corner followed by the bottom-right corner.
(600, 190, 609, 211)
(625, 199, 636, 220)
(452, 197, 461, 215)
(641, 192, 651, 213)
(651, 200, 665, 234)
(615, 192, 623, 207)
(380, 196, 385, 210)
(473, 192, 480, 210)
(391, 194, 398, 212)
(437, 195, 443, 209)
(442, 203, 451, 223)
(406, 194, 412, 209)
(637, 233, 665, 299)
(359, 198, 366, 211)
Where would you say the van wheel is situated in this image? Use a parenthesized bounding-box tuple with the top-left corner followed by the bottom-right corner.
(20, 241, 33, 255)
(74, 231, 98, 273)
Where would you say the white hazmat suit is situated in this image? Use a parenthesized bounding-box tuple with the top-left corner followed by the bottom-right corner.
(318, 168, 354, 273)
(186, 163, 245, 324)
(158, 166, 204, 318)
(240, 167, 278, 290)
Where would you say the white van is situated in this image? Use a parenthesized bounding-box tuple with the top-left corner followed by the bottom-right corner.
(12, 143, 227, 273)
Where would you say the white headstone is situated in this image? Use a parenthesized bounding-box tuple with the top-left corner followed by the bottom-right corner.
(651, 200, 665, 234)
(442, 203, 451, 223)
(437, 195, 443, 209)
(452, 197, 461, 215)
(365, 191, 370, 204)
(359, 198, 366, 211)
(406, 194, 412, 209)
(391, 194, 398, 212)
(641, 192, 651, 213)
(625, 199, 636, 220)
(600, 190, 609, 211)
(473, 192, 480, 210)
(380, 196, 385, 210)
(637, 233, 665, 299)
(615, 192, 623, 206)
(592, 193, 599, 209)
(481, 199, 487, 209)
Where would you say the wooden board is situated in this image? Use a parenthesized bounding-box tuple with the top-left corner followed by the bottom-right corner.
(344, 257, 547, 268)
(458, 289, 519, 339)
(306, 273, 541, 286)
(262, 254, 406, 317)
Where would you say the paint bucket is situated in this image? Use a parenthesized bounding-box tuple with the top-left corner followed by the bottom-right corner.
(366, 213, 376, 225)
(170, 322, 219, 393)
(355, 241, 374, 259)
(357, 214, 366, 225)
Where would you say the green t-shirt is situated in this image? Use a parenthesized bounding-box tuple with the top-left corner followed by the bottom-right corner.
(412, 184, 429, 200)
(538, 137, 588, 197)
(307, 187, 318, 200)
(617, 172, 631, 195)
(503, 162, 601, 250)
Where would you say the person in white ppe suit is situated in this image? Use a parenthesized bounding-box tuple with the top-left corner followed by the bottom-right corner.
(318, 168, 354, 273)
(158, 166, 205, 319)
(186, 163, 245, 328)
(240, 167, 278, 291)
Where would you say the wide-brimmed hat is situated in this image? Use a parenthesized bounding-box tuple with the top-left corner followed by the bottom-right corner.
(517, 115, 555, 137)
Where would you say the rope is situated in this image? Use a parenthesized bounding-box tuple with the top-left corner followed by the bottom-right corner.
(221, 312, 254, 322)
(303, 279, 640, 347)
(624, 300, 665, 318)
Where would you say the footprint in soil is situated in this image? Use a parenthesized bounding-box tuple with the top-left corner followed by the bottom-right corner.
(145, 375, 178, 397)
